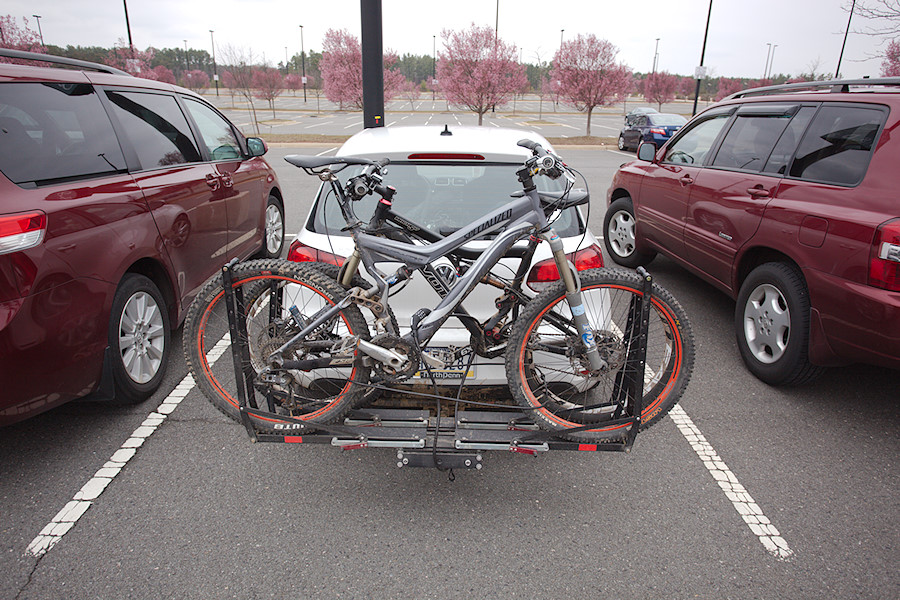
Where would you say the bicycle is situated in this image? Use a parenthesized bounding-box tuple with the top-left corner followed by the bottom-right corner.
(184, 140, 694, 444)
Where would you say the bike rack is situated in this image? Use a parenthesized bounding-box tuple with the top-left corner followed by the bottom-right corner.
(220, 260, 655, 471)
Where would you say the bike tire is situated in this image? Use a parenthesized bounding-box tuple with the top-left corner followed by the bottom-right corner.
(505, 267, 694, 443)
(183, 259, 372, 432)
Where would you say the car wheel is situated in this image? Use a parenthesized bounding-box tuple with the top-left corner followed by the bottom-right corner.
(602, 197, 656, 268)
(257, 194, 285, 259)
(109, 274, 171, 404)
(617, 134, 627, 151)
(735, 262, 825, 386)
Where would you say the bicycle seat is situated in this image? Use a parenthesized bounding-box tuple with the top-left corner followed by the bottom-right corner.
(510, 188, 589, 209)
(284, 155, 382, 170)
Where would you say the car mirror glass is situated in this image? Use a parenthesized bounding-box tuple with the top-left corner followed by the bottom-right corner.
(246, 137, 268, 158)
(637, 142, 657, 162)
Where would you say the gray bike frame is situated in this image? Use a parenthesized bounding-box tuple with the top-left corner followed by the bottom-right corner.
(276, 166, 606, 371)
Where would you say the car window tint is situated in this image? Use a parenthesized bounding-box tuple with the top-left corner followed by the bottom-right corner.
(762, 106, 816, 175)
(0, 82, 126, 185)
(105, 91, 201, 169)
(662, 115, 729, 165)
(183, 99, 242, 161)
(712, 114, 791, 172)
(789, 105, 884, 186)
(317, 163, 580, 238)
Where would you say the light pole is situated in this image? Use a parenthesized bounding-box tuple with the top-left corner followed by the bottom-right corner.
(764, 43, 772, 80)
(210, 30, 218, 96)
(299, 25, 307, 102)
(653, 38, 660, 72)
(432, 35, 436, 102)
(32, 15, 44, 48)
(692, 0, 714, 116)
(767, 45, 778, 79)
(122, 0, 134, 57)
(183, 39, 188, 73)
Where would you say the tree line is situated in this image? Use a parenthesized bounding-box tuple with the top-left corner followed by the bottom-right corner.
(3, 12, 899, 137)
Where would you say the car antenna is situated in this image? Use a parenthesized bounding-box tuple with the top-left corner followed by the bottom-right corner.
(441, 124, 452, 136)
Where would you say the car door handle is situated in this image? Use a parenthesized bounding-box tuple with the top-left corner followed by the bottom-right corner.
(205, 173, 220, 190)
(220, 173, 234, 188)
(747, 186, 770, 199)
(680, 174, 694, 186)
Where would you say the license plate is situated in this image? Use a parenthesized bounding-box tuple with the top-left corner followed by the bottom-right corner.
(414, 347, 475, 380)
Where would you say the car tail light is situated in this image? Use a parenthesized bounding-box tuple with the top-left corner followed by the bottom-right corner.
(287, 239, 345, 266)
(869, 218, 900, 292)
(0, 211, 46, 256)
(526, 244, 604, 292)
(650, 128, 667, 136)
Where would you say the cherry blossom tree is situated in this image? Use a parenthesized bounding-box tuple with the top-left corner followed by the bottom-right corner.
(551, 34, 631, 136)
(644, 71, 679, 110)
(253, 67, 284, 118)
(714, 77, 744, 101)
(0, 15, 44, 57)
(320, 29, 402, 109)
(284, 73, 302, 95)
(219, 45, 260, 133)
(106, 40, 157, 78)
(436, 24, 527, 125)
(400, 79, 421, 110)
(882, 39, 900, 76)
(151, 65, 176, 84)
(182, 69, 209, 91)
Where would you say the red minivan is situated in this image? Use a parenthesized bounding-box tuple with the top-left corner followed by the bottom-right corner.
(0, 51, 285, 424)
(606, 79, 900, 385)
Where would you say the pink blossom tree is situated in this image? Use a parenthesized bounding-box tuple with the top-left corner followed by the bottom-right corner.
(400, 78, 421, 110)
(252, 67, 284, 119)
(106, 40, 157, 78)
(436, 24, 527, 125)
(644, 71, 679, 110)
(182, 69, 209, 90)
(319, 29, 402, 109)
(551, 34, 631, 136)
(882, 39, 900, 76)
(284, 73, 302, 95)
(715, 77, 744, 101)
(0, 15, 44, 57)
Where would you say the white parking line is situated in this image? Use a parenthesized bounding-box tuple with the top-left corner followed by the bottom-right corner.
(668, 405, 794, 560)
(607, 149, 635, 159)
(316, 147, 338, 156)
(26, 335, 233, 557)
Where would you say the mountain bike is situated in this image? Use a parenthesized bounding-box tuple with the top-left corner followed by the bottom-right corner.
(184, 140, 694, 444)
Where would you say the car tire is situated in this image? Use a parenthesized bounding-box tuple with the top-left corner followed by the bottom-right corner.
(256, 194, 285, 259)
(735, 262, 826, 386)
(603, 197, 656, 268)
(108, 274, 171, 404)
(617, 134, 627, 151)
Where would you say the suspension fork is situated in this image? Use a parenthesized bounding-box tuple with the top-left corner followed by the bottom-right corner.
(543, 229, 608, 371)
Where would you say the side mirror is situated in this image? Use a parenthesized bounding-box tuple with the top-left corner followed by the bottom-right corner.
(637, 142, 657, 162)
(246, 137, 268, 157)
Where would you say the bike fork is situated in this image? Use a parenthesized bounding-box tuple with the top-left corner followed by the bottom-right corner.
(544, 231, 608, 372)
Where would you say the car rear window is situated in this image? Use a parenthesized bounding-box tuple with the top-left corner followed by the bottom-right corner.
(314, 163, 581, 238)
(0, 82, 126, 186)
(105, 90, 201, 170)
(650, 114, 686, 126)
(788, 105, 885, 186)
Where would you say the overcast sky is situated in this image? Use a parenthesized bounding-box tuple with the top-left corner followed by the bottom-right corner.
(5, 0, 891, 79)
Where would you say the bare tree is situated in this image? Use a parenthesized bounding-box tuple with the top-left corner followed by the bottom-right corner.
(218, 44, 261, 134)
(847, 1, 900, 37)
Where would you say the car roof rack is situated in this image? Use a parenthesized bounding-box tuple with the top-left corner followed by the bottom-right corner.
(0, 48, 131, 76)
(727, 77, 900, 100)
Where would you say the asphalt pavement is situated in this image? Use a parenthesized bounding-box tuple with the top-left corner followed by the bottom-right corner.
(1, 145, 897, 599)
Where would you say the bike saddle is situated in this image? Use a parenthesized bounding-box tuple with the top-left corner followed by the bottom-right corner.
(284, 155, 386, 170)
(510, 189, 590, 209)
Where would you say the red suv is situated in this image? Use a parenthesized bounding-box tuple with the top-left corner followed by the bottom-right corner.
(0, 50, 285, 424)
(606, 79, 899, 385)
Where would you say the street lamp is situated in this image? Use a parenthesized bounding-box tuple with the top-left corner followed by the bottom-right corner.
(210, 29, 218, 97)
(183, 39, 188, 72)
(299, 25, 307, 102)
(767, 45, 778, 79)
(32, 15, 44, 48)
(432, 35, 436, 101)
(653, 38, 660, 72)
(764, 43, 772, 80)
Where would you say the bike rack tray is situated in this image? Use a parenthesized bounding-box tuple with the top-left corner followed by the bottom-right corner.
(219, 260, 650, 471)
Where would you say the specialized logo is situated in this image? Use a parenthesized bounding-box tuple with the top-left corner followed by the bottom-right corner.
(465, 209, 513, 240)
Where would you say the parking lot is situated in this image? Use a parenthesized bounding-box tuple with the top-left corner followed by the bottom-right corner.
(2, 144, 897, 599)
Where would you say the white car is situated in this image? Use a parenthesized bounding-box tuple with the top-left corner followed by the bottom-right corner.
(287, 125, 604, 387)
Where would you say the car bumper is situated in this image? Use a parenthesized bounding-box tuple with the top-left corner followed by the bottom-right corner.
(806, 268, 900, 369)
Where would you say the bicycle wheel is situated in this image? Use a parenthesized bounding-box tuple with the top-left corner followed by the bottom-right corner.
(505, 267, 694, 443)
(183, 260, 372, 432)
